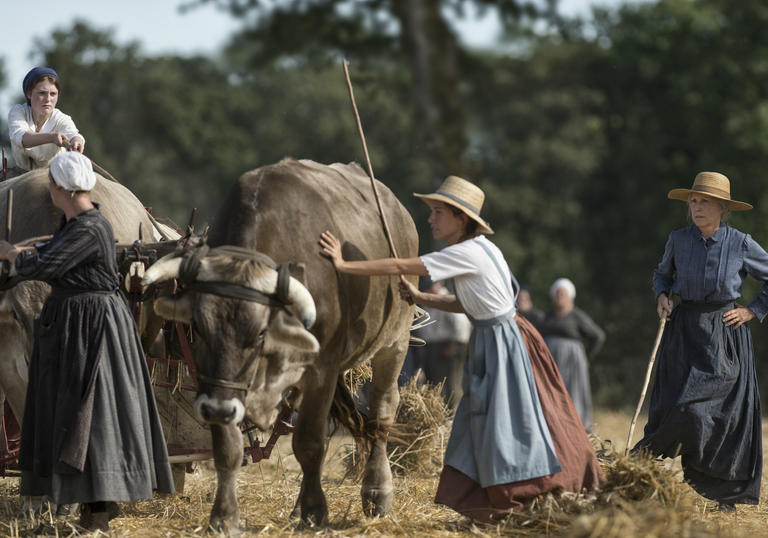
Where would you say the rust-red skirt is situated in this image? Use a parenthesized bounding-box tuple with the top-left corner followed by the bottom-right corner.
(434, 315, 603, 522)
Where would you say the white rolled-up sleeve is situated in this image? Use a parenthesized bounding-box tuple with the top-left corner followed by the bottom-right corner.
(8, 104, 31, 146)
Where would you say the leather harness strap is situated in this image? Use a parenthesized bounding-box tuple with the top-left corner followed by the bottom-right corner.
(186, 280, 289, 307)
(196, 372, 252, 392)
(176, 244, 293, 308)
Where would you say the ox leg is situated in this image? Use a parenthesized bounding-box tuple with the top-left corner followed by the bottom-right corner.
(362, 344, 406, 517)
(209, 423, 242, 534)
(291, 369, 336, 526)
(0, 320, 29, 423)
(140, 310, 165, 357)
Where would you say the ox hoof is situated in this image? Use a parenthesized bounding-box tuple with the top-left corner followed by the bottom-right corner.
(208, 515, 241, 536)
(362, 487, 393, 517)
(296, 503, 328, 528)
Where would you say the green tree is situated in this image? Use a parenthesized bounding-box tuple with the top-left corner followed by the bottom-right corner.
(183, 0, 563, 219)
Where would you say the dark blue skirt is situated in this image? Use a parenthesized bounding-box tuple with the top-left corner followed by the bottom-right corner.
(634, 301, 762, 505)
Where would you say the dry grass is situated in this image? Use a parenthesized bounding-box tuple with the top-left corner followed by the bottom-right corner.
(2, 406, 768, 536)
(387, 378, 453, 475)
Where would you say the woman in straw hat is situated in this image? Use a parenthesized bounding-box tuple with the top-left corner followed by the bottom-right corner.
(320, 175, 601, 522)
(0, 152, 174, 531)
(634, 171, 768, 511)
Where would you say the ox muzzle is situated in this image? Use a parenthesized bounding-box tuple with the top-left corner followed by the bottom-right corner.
(194, 393, 245, 425)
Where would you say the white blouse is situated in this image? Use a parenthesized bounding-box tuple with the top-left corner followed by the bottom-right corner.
(420, 235, 516, 320)
(8, 103, 85, 171)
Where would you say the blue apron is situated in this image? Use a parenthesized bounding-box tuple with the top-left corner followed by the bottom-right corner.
(442, 241, 561, 487)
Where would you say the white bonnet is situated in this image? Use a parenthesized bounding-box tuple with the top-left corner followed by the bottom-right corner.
(50, 152, 96, 192)
(550, 278, 576, 300)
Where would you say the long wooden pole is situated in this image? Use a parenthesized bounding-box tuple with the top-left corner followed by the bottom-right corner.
(6, 189, 12, 242)
(1, 189, 13, 282)
(342, 59, 399, 259)
(625, 316, 667, 456)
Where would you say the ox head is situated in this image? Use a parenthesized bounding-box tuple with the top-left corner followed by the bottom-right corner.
(142, 246, 319, 430)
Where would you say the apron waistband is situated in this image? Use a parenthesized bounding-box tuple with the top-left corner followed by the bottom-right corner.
(471, 307, 517, 327)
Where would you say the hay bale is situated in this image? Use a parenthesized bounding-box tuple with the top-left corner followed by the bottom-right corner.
(387, 377, 453, 475)
(594, 442, 692, 506)
(493, 437, 720, 536)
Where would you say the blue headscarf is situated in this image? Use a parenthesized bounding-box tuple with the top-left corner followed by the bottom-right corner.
(22, 67, 59, 103)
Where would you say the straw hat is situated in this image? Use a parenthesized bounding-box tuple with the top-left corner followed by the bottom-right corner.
(667, 171, 752, 211)
(414, 175, 494, 235)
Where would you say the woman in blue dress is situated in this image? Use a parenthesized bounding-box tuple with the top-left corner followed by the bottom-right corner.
(634, 171, 768, 511)
(320, 175, 601, 522)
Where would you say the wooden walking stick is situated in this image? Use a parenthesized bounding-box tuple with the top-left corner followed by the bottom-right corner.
(625, 315, 668, 456)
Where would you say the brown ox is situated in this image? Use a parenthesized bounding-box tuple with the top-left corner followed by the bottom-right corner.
(142, 158, 418, 531)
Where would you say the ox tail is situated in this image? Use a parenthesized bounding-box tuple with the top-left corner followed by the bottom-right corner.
(329, 375, 408, 481)
(329, 375, 371, 479)
(329, 375, 367, 436)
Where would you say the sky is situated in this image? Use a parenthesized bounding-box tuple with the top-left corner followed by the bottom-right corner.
(0, 0, 632, 113)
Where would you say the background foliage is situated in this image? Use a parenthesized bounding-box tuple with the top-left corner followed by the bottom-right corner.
(3, 0, 768, 408)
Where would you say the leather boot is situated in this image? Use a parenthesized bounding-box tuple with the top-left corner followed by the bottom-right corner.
(79, 503, 110, 532)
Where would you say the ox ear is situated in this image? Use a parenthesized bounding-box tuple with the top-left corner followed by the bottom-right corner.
(153, 294, 194, 323)
(289, 263, 306, 285)
(264, 309, 319, 353)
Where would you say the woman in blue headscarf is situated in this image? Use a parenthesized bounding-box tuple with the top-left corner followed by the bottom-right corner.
(7, 67, 85, 176)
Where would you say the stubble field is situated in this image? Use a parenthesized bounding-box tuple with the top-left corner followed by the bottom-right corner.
(1, 407, 768, 537)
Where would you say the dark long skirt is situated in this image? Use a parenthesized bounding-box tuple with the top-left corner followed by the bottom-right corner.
(544, 336, 592, 429)
(19, 290, 174, 504)
(634, 301, 762, 505)
(435, 316, 603, 522)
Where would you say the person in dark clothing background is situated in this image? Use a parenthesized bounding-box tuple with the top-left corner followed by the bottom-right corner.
(517, 285, 545, 326)
(538, 278, 604, 430)
(0, 152, 174, 531)
(634, 171, 768, 512)
(418, 279, 472, 410)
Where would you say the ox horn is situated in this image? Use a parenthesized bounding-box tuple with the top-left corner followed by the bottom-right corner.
(286, 276, 317, 329)
(141, 253, 183, 287)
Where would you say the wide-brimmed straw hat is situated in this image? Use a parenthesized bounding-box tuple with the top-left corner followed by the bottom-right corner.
(667, 171, 752, 211)
(414, 175, 494, 235)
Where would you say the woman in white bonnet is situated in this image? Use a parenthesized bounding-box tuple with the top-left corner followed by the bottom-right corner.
(538, 278, 605, 430)
(0, 152, 173, 531)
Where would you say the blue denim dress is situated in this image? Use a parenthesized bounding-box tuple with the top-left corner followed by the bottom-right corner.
(635, 224, 768, 504)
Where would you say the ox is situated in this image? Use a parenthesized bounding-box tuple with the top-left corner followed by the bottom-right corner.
(142, 158, 418, 531)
